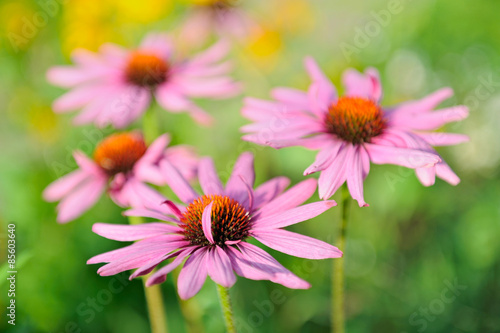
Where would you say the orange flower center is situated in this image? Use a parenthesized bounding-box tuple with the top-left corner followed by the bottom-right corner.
(93, 132, 147, 176)
(180, 195, 251, 247)
(124, 52, 169, 87)
(325, 96, 386, 144)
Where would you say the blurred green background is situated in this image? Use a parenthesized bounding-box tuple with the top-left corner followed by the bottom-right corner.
(1, 0, 499, 332)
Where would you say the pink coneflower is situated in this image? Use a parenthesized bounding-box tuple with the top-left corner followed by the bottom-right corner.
(241, 57, 468, 207)
(87, 152, 342, 299)
(180, 0, 256, 46)
(47, 33, 240, 128)
(43, 132, 198, 223)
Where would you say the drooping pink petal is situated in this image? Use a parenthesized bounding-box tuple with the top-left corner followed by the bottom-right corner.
(87, 236, 187, 264)
(129, 253, 171, 280)
(96, 240, 186, 276)
(173, 76, 241, 98)
(43, 169, 88, 202)
(199, 157, 224, 195)
(252, 177, 290, 210)
(202, 202, 215, 244)
(253, 200, 336, 230)
(390, 106, 469, 131)
(123, 208, 180, 224)
(56, 176, 107, 223)
(342, 67, 382, 102)
(93, 85, 151, 129)
(364, 143, 441, 169)
(52, 85, 110, 113)
(436, 162, 460, 185)
(146, 249, 195, 286)
(346, 145, 369, 207)
(253, 229, 343, 259)
(415, 166, 436, 187)
(257, 179, 319, 219)
(136, 134, 170, 166)
(318, 144, 353, 200)
(160, 160, 199, 204)
(225, 152, 255, 204)
(228, 243, 310, 289)
(271, 87, 310, 110)
(72, 89, 120, 125)
(177, 248, 210, 300)
(308, 81, 336, 117)
(390, 87, 453, 115)
(73, 151, 103, 175)
(46, 66, 112, 88)
(155, 83, 213, 125)
(206, 246, 236, 288)
(304, 141, 343, 175)
(92, 222, 180, 241)
(97, 251, 169, 276)
(415, 132, 469, 147)
(87, 235, 189, 264)
(304, 56, 333, 86)
(188, 39, 230, 67)
(164, 145, 199, 182)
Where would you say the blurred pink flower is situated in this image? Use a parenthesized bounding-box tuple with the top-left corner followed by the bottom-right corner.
(241, 57, 468, 207)
(47, 33, 240, 128)
(87, 152, 341, 299)
(180, 1, 256, 46)
(43, 132, 198, 223)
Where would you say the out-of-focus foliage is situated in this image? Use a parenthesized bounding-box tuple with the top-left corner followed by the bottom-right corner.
(0, 0, 499, 332)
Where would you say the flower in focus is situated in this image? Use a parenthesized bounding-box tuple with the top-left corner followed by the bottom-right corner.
(241, 57, 468, 206)
(43, 132, 198, 223)
(47, 33, 240, 128)
(87, 152, 341, 299)
(179, 0, 257, 47)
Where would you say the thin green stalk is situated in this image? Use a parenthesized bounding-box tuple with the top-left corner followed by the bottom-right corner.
(216, 284, 237, 333)
(332, 185, 350, 333)
(143, 103, 161, 144)
(128, 216, 168, 333)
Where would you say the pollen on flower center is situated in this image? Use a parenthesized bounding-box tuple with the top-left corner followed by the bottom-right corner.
(180, 195, 251, 247)
(93, 132, 147, 176)
(125, 52, 169, 87)
(325, 96, 386, 144)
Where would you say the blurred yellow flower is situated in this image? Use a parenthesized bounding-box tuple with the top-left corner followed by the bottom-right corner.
(28, 105, 59, 143)
(1, 1, 36, 52)
(245, 26, 283, 69)
(61, 0, 173, 56)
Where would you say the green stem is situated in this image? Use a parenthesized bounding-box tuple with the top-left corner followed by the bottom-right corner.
(128, 216, 168, 333)
(143, 103, 161, 144)
(332, 185, 350, 333)
(216, 284, 237, 333)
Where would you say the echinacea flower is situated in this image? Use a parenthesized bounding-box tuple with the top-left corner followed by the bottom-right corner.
(180, 0, 256, 46)
(43, 132, 197, 223)
(87, 152, 342, 299)
(47, 32, 240, 128)
(241, 57, 468, 206)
